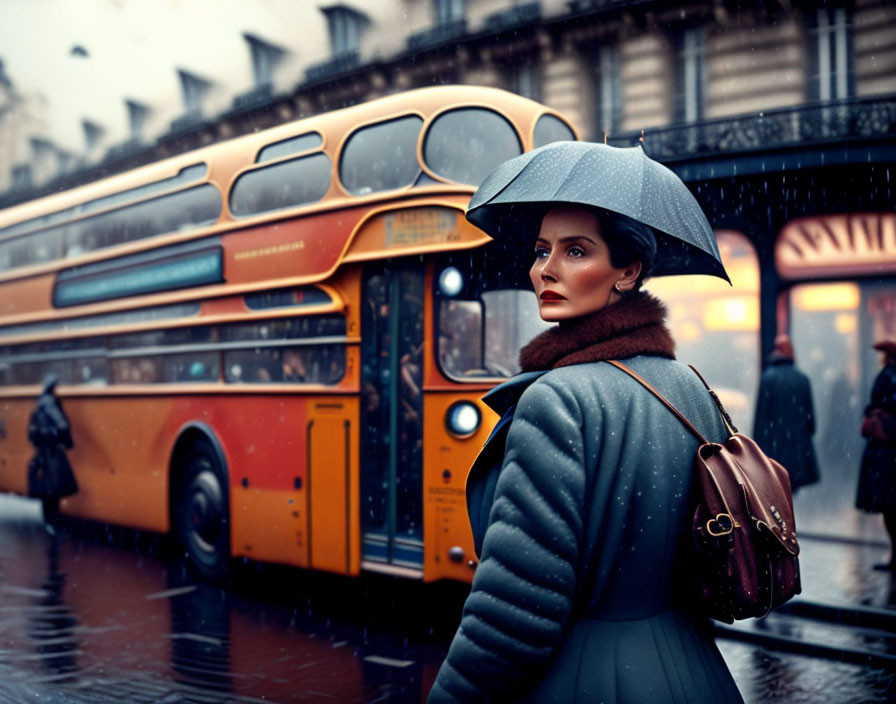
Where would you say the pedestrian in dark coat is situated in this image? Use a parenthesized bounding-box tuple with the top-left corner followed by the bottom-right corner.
(27, 376, 77, 533)
(429, 205, 742, 703)
(752, 334, 820, 492)
(856, 340, 896, 569)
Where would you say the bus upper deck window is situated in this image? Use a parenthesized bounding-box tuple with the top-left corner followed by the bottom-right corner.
(256, 132, 323, 163)
(230, 153, 332, 217)
(533, 114, 576, 148)
(423, 108, 522, 186)
(66, 185, 221, 257)
(339, 115, 423, 196)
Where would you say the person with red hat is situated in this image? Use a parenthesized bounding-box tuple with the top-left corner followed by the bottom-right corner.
(753, 334, 820, 493)
(856, 340, 896, 569)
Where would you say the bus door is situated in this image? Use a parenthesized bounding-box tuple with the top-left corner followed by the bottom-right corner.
(360, 262, 425, 573)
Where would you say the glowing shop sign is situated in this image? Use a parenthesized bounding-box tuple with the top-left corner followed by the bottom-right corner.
(776, 212, 896, 279)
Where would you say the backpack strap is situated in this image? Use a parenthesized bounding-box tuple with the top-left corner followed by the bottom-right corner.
(605, 360, 710, 445)
(686, 365, 739, 436)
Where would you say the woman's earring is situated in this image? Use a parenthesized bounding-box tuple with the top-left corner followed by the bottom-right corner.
(614, 283, 624, 294)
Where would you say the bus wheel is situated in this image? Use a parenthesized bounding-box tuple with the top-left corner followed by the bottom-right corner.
(176, 440, 230, 580)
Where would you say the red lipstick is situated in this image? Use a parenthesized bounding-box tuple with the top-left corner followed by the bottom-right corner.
(540, 290, 565, 301)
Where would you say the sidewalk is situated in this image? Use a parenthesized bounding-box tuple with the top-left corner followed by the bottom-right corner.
(715, 493, 896, 703)
(791, 479, 894, 609)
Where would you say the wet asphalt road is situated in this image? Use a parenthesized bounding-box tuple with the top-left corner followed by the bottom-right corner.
(0, 494, 895, 703)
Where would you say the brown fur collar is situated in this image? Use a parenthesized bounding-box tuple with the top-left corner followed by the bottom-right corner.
(519, 292, 675, 372)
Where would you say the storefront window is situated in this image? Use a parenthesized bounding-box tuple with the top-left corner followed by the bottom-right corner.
(645, 231, 760, 433)
(790, 280, 896, 539)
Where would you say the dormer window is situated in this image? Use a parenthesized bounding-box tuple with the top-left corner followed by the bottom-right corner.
(82, 119, 105, 156)
(243, 33, 287, 88)
(177, 69, 214, 116)
(322, 5, 368, 58)
(125, 100, 151, 142)
(436, 0, 465, 25)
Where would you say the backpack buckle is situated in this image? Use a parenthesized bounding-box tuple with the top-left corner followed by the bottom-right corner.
(706, 513, 736, 536)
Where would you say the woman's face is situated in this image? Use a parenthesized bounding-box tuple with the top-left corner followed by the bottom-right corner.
(529, 207, 641, 322)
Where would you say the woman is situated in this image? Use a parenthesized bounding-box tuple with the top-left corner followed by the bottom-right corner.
(856, 340, 896, 569)
(753, 334, 820, 493)
(27, 375, 78, 535)
(429, 148, 742, 702)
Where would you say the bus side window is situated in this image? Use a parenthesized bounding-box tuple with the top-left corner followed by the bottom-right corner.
(532, 114, 576, 148)
(224, 345, 345, 385)
(75, 357, 107, 386)
(164, 353, 218, 383)
(230, 153, 331, 217)
(112, 358, 159, 384)
(281, 348, 306, 382)
(10, 361, 50, 385)
(66, 185, 221, 256)
(256, 132, 323, 163)
(423, 108, 522, 186)
(0, 228, 63, 271)
(225, 349, 273, 383)
(339, 116, 423, 196)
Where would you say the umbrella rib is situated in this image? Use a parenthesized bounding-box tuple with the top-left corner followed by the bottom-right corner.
(546, 152, 591, 203)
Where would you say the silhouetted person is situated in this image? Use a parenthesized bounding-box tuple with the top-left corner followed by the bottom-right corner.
(753, 334, 820, 493)
(27, 375, 77, 535)
(856, 340, 896, 570)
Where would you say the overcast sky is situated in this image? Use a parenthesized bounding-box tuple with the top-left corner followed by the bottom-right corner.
(0, 0, 324, 152)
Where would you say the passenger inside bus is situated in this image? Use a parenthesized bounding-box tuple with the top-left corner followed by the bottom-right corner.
(281, 349, 306, 382)
(438, 300, 482, 377)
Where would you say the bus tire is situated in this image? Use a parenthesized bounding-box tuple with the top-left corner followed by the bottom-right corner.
(176, 439, 230, 580)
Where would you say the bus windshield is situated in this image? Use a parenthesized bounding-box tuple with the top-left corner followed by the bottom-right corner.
(435, 248, 553, 380)
(438, 290, 551, 379)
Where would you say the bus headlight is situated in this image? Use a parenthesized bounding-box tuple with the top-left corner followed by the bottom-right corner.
(438, 267, 464, 297)
(446, 401, 481, 438)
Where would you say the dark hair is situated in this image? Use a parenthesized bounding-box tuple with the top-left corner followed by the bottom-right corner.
(41, 374, 60, 394)
(594, 209, 657, 291)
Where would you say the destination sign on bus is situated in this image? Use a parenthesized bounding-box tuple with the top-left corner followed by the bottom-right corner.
(384, 208, 459, 247)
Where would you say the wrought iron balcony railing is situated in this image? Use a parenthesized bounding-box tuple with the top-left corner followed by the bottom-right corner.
(607, 95, 896, 162)
(232, 84, 274, 111)
(305, 51, 361, 84)
(407, 19, 467, 52)
(169, 110, 206, 134)
(485, 2, 541, 31)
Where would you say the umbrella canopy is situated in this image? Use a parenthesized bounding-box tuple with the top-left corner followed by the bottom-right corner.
(466, 141, 730, 282)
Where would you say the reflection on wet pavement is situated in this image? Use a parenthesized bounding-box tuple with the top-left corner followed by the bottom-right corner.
(24, 537, 80, 685)
(797, 536, 896, 609)
(1, 493, 896, 703)
(0, 495, 459, 703)
(720, 641, 896, 704)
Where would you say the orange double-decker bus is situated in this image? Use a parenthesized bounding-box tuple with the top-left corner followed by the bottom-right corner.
(0, 86, 577, 581)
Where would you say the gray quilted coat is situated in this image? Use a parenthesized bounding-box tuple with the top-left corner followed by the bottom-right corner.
(428, 355, 743, 703)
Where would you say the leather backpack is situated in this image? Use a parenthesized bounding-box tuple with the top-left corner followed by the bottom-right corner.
(608, 360, 801, 623)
